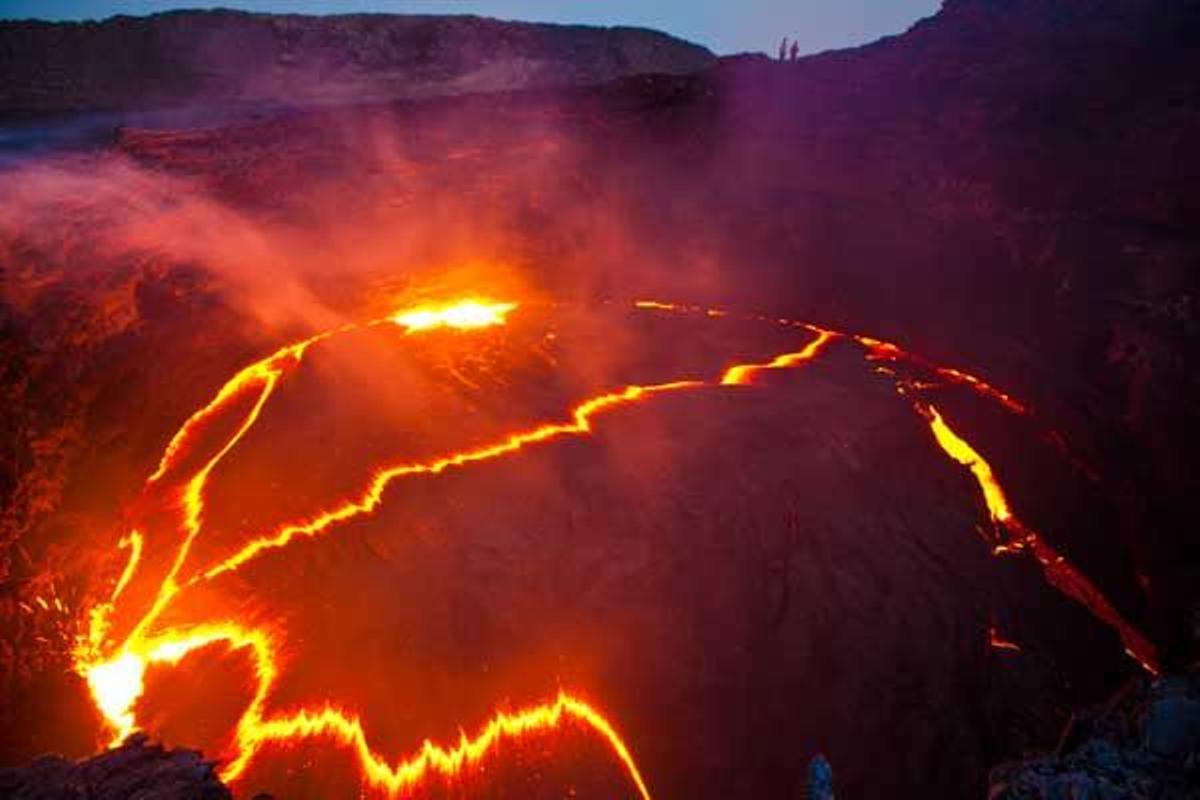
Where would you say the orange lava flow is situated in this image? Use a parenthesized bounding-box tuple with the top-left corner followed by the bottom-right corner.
(921, 404, 1157, 673)
(73, 293, 1159, 799)
(634, 299, 1033, 417)
(720, 329, 836, 385)
(195, 324, 836, 582)
(110, 531, 144, 603)
(923, 406, 1016, 529)
(858, 336, 1032, 415)
(76, 299, 837, 798)
(147, 330, 340, 484)
(934, 367, 1027, 414)
(632, 297, 1154, 673)
(224, 690, 651, 799)
(195, 379, 703, 582)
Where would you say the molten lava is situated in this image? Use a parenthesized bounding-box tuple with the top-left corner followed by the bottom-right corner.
(73, 295, 1158, 798)
(195, 379, 705, 582)
(720, 329, 836, 386)
(81, 298, 739, 799)
(633, 298, 1157, 672)
(920, 404, 1156, 672)
(391, 299, 517, 332)
(924, 405, 1016, 529)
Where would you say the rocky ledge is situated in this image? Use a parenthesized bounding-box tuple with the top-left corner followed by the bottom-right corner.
(0, 10, 714, 116)
(0, 734, 231, 800)
(989, 671, 1200, 799)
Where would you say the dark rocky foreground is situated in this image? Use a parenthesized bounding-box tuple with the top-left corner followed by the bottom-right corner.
(0, 735, 230, 800)
(0, 10, 713, 117)
(990, 671, 1200, 799)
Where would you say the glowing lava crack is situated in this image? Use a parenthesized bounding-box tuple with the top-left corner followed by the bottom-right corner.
(74, 296, 1158, 799)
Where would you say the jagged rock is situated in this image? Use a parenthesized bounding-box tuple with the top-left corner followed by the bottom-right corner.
(1141, 677, 1200, 758)
(0, 735, 231, 800)
(988, 672, 1200, 800)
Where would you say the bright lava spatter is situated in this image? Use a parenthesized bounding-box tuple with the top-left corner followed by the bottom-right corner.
(75, 296, 1157, 799)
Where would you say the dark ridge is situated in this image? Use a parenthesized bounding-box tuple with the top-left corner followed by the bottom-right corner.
(0, 9, 715, 117)
(0, 734, 231, 800)
(990, 670, 1200, 798)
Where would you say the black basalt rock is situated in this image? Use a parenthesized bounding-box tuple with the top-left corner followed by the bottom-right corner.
(988, 671, 1200, 800)
(0, 734, 232, 800)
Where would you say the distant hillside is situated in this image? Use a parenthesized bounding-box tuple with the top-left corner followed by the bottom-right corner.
(0, 9, 715, 115)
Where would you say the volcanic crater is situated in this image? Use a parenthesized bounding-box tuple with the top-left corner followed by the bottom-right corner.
(2, 2, 1198, 799)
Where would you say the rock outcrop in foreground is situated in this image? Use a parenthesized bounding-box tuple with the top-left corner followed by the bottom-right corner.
(990, 672, 1200, 799)
(0, 735, 230, 800)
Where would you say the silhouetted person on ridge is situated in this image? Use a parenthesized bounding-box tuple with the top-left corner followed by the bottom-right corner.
(789, 40, 801, 61)
(779, 37, 789, 61)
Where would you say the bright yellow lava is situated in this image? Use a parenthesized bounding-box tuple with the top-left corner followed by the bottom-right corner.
(924, 405, 1013, 524)
(721, 329, 836, 385)
(391, 299, 517, 332)
(84, 651, 145, 741)
(920, 403, 1157, 673)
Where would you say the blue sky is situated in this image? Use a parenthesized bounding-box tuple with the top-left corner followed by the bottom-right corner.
(0, 1, 942, 55)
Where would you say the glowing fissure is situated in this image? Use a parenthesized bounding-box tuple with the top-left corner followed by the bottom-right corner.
(633, 298, 1157, 672)
(110, 532, 144, 601)
(147, 331, 337, 485)
(79, 299, 695, 799)
(75, 295, 1157, 800)
(720, 329, 836, 386)
(921, 405, 1157, 672)
(195, 327, 842, 582)
(196, 380, 705, 582)
(225, 690, 651, 799)
(934, 367, 1027, 415)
